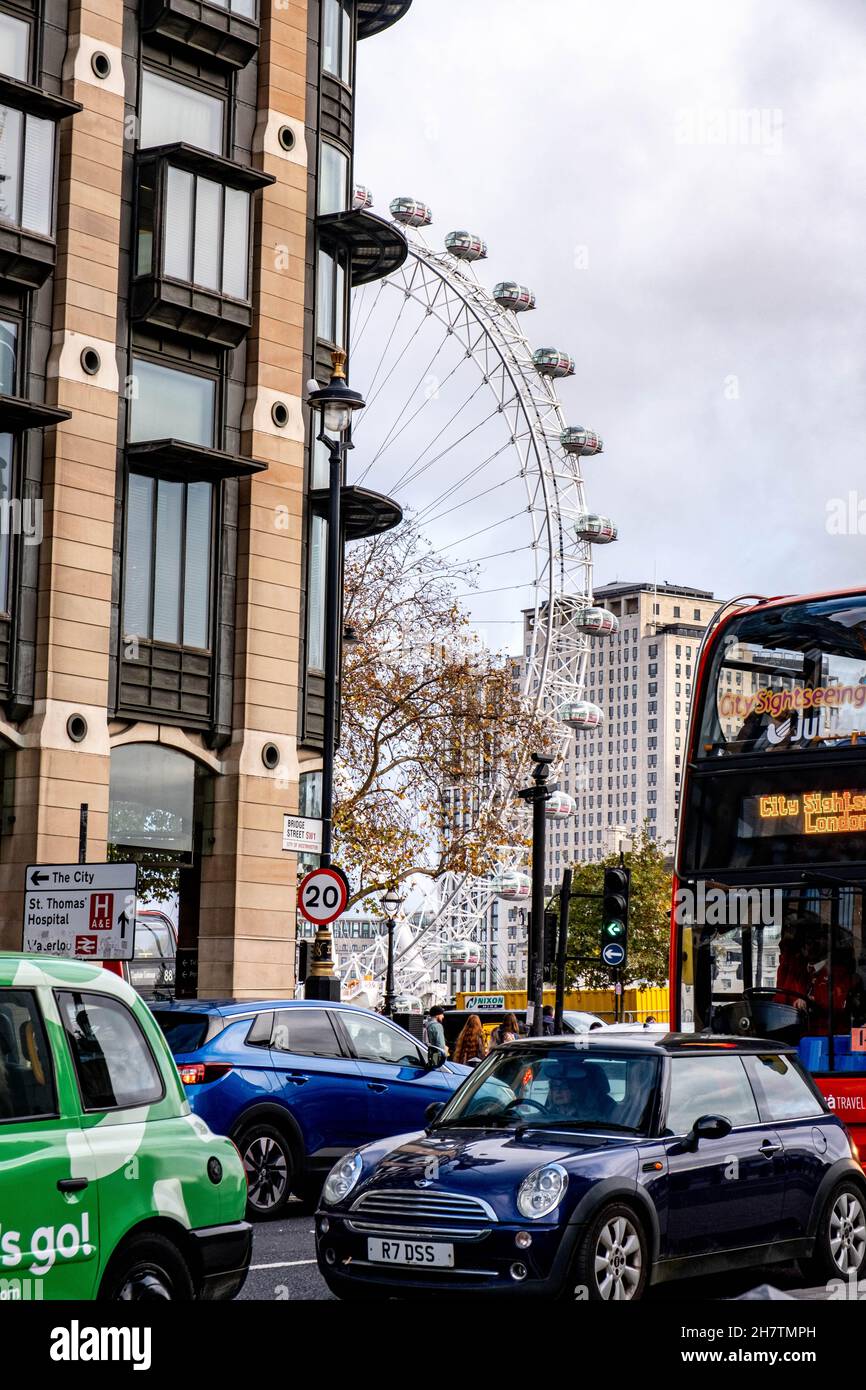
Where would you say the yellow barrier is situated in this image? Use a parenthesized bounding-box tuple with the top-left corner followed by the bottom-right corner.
(455, 986, 670, 1025)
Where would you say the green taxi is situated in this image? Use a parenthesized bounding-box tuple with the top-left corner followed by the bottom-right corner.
(0, 954, 250, 1300)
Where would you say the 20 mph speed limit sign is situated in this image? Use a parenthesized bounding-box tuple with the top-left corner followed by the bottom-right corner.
(297, 867, 348, 926)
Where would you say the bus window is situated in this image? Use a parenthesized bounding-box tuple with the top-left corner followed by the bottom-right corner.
(698, 596, 866, 758)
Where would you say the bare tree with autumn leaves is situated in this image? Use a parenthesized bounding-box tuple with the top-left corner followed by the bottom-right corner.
(334, 528, 555, 907)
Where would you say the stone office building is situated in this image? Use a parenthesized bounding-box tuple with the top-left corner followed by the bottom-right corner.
(0, 0, 410, 991)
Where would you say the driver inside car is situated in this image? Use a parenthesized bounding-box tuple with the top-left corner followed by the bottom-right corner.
(542, 1061, 617, 1124)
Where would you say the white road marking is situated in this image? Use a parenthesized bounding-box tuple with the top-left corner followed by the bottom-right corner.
(250, 1259, 319, 1270)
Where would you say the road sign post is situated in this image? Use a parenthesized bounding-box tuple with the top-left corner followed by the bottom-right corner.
(22, 862, 138, 961)
(297, 866, 346, 1002)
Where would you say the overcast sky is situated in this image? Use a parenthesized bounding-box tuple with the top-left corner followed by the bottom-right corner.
(352, 0, 866, 641)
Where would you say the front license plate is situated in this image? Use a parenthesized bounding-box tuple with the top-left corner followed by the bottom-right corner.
(367, 1237, 454, 1268)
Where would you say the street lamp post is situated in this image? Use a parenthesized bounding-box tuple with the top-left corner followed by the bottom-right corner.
(518, 753, 557, 1037)
(303, 350, 364, 1001)
(380, 888, 401, 1018)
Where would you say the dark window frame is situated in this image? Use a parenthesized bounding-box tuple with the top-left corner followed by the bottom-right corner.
(0, 2, 35, 85)
(55, 988, 167, 1115)
(0, 986, 59, 1124)
(137, 61, 229, 159)
(127, 349, 224, 451)
(121, 468, 217, 655)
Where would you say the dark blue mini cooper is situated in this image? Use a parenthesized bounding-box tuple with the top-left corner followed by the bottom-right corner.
(315, 1033, 866, 1300)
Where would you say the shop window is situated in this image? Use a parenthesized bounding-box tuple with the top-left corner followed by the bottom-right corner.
(108, 743, 196, 854)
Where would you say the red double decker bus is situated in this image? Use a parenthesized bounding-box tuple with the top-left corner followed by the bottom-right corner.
(671, 588, 866, 1151)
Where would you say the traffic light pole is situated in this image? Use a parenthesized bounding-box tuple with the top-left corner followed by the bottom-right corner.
(518, 755, 555, 1038)
(554, 867, 572, 1032)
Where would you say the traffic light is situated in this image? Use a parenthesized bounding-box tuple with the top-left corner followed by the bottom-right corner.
(601, 866, 630, 969)
(542, 911, 559, 974)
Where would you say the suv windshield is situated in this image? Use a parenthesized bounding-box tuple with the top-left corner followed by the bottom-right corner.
(435, 1047, 660, 1134)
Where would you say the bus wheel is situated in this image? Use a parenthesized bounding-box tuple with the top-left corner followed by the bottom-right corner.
(802, 1181, 866, 1284)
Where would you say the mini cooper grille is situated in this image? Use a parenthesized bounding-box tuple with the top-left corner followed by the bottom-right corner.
(348, 1189, 496, 1236)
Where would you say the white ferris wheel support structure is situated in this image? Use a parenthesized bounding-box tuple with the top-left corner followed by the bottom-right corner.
(340, 197, 616, 1004)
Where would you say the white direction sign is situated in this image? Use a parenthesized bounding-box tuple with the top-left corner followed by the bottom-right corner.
(23, 862, 138, 961)
(297, 867, 348, 926)
(282, 814, 323, 855)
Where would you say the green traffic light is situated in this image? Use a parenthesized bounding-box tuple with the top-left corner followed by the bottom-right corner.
(604, 922, 624, 937)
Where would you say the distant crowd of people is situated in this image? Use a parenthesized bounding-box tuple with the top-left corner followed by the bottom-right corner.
(422, 1004, 558, 1064)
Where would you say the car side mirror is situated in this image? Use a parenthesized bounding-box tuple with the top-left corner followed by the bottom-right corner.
(687, 1113, 733, 1149)
(427, 1045, 446, 1070)
(425, 1101, 444, 1127)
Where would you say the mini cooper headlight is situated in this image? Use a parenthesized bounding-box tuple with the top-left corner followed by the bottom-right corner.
(323, 1150, 363, 1205)
(517, 1163, 568, 1220)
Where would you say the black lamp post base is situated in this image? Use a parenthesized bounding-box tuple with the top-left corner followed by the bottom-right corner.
(303, 975, 342, 1001)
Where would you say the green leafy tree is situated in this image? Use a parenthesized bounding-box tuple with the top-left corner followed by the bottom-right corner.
(565, 824, 671, 988)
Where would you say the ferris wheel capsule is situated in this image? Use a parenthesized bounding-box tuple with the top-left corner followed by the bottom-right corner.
(575, 513, 617, 544)
(445, 230, 488, 261)
(493, 871, 531, 901)
(574, 605, 619, 636)
(560, 700, 604, 731)
(390, 196, 433, 227)
(448, 940, 481, 968)
(493, 282, 536, 312)
(561, 426, 603, 455)
(533, 348, 575, 379)
(545, 790, 576, 819)
(352, 184, 373, 210)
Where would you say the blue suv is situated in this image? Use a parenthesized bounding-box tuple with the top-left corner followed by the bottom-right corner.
(151, 999, 468, 1219)
(316, 1033, 866, 1300)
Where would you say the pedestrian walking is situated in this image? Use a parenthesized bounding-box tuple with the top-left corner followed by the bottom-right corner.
(452, 1013, 487, 1067)
(490, 1012, 520, 1047)
(542, 1004, 556, 1036)
(424, 1004, 447, 1054)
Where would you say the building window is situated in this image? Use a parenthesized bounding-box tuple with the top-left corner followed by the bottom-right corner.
(155, 166, 250, 299)
(139, 70, 223, 154)
(316, 246, 347, 348)
(123, 474, 213, 649)
(322, 0, 352, 84)
(307, 514, 327, 670)
(129, 359, 215, 446)
(318, 140, 349, 214)
(0, 9, 28, 78)
(0, 104, 54, 234)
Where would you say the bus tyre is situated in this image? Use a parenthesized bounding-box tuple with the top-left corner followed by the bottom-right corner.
(101, 1233, 194, 1301)
(238, 1122, 295, 1220)
(570, 1202, 648, 1302)
(802, 1180, 866, 1285)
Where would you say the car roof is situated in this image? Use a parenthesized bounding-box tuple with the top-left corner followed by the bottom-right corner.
(499, 1031, 797, 1056)
(0, 952, 132, 997)
(149, 997, 402, 1020)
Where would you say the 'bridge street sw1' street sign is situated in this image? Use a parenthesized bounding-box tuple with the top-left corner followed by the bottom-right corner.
(22, 862, 138, 961)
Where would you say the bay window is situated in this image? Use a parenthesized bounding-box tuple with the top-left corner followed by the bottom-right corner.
(316, 245, 347, 349)
(318, 141, 349, 215)
(322, 0, 352, 85)
(0, 102, 53, 235)
(139, 70, 223, 155)
(129, 358, 215, 447)
(123, 473, 213, 649)
(163, 166, 249, 298)
(0, 11, 28, 79)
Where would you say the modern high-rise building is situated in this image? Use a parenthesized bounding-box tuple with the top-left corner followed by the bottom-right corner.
(544, 581, 723, 889)
(0, 0, 410, 993)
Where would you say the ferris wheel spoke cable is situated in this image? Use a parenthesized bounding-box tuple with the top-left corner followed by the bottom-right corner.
(351, 279, 387, 353)
(406, 439, 515, 524)
(359, 297, 415, 405)
(361, 348, 467, 479)
(393, 399, 503, 495)
(408, 467, 524, 530)
(423, 509, 527, 556)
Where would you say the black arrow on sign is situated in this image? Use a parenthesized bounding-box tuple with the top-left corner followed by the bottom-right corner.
(118, 911, 129, 940)
(30, 870, 49, 886)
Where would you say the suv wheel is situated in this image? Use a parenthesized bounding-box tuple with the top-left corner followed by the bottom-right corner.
(238, 1122, 295, 1220)
(803, 1180, 866, 1284)
(571, 1203, 648, 1302)
(101, 1233, 194, 1301)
